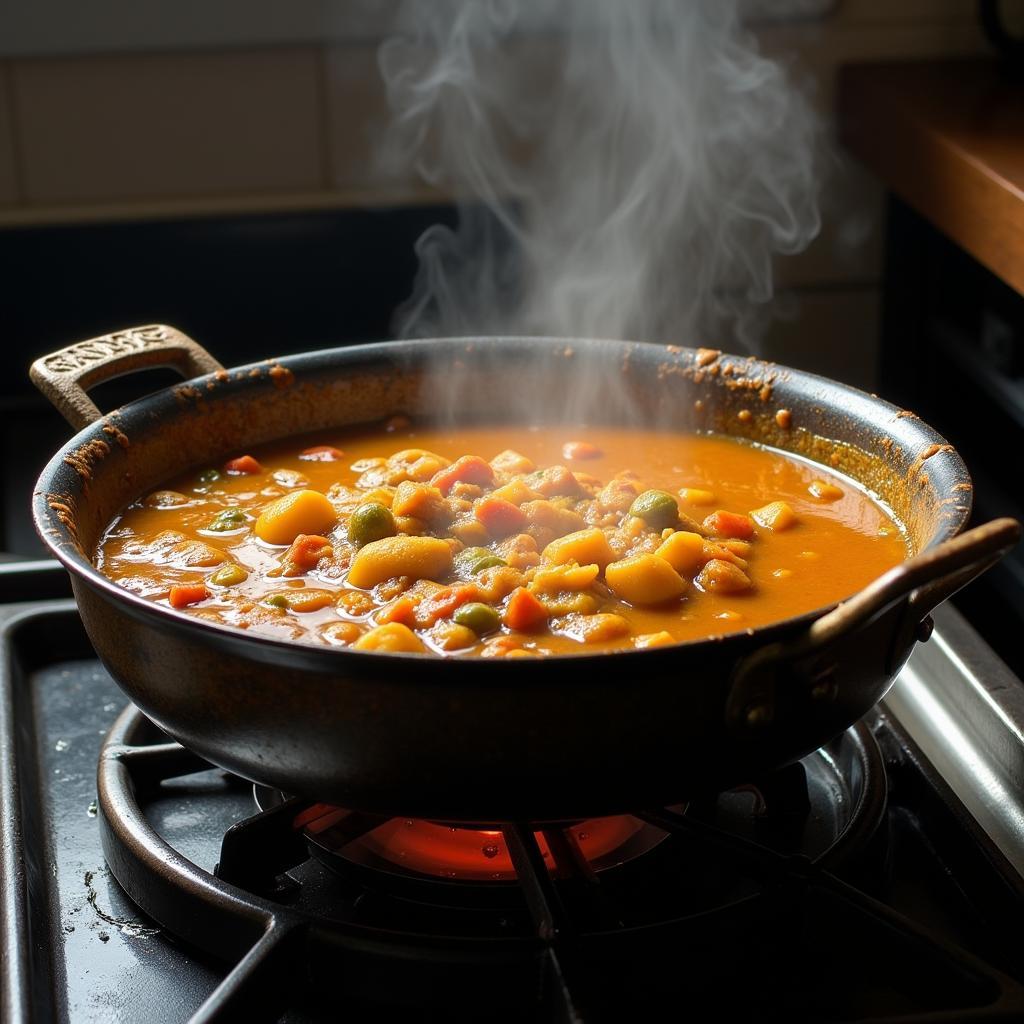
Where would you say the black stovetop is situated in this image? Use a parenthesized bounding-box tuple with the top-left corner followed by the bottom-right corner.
(3, 575, 1024, 1022)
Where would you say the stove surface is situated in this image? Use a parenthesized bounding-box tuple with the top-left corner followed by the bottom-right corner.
(4, 599, 1024, 1022)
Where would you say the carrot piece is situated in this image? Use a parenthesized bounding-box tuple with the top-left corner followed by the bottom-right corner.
(475, 497, 528, 537)
(702, 510, 755, 540)
(283, 534, 333, 573)
(561, 441, 602, 461)
(414, 584, 481, 628)
(224, 455, 263, 475)
(430, 455, 495, 495)
(376, 596, 419, 627)
(299, 445, 344, 462)
(168, 583, 209, 609)
(503, 587, 548, 632)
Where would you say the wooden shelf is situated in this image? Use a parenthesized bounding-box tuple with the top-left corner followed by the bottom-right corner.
(839, 59, 1024, 297)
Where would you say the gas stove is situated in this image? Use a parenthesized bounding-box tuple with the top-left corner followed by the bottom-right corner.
(3, 566, 1024, 1022)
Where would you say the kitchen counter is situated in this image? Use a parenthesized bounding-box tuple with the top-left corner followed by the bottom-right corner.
(839, 59, 1024, 298)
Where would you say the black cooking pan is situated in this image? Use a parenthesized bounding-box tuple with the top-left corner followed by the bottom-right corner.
(31, 325, 1019, 822)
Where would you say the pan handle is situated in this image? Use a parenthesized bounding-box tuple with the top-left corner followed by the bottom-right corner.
(727, 517, 1021, 731)
(30, 324, 225, 431)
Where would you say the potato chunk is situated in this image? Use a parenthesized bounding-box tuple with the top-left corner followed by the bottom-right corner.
(542, 527, 616, 569)
(530, 562, 600, 593)
(605, 554, 686, 605)
(347, 535, 453, 589)
(750, 501, 798, 531)
(352, 622, 425, 652)
(255, 490, 336, 545)
(696, 558, 753, 594)
(655, 531, 705, 576)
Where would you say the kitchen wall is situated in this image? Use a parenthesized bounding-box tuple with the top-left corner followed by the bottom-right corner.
(0, 0, 1015, 386)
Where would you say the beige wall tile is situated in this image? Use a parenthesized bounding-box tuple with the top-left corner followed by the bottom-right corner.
(324, 42, 402, 191)
(12, 48, 325, 203)
(0, 64, 19, 204)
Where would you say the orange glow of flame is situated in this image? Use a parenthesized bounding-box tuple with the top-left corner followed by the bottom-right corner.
(342, 815, 647, 881)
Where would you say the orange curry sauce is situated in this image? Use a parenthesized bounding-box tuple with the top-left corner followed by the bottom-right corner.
(95, 424, 909, 656)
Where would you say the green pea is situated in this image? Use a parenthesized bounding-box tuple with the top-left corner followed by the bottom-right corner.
(264, 594, 290, 608)
(209, 564, 249, 587)
(453, 602, 501, 635)
(470, 555, 506, 573)
(207, 508, 247, 532)
(454, 546, 493, 577)
(348, 502, 396, 546)
(199, 468, 221, 484)
(629, 489, 679, 530)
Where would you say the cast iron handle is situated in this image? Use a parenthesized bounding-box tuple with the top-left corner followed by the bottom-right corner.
(30, 324, 225, 431)
(727, 516, 1021, 730)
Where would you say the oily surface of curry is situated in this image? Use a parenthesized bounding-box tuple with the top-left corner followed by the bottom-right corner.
(95, 423, 909, 656)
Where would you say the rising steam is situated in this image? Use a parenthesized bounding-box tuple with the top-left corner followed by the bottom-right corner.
(378, 0, 821, 348)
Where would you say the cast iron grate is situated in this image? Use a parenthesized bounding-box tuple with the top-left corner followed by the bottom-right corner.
(94, 704, 1024, 1023)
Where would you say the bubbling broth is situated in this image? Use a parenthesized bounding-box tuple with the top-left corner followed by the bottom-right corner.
(95, 422, 909, 656)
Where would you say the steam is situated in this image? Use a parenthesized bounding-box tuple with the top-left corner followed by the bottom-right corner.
(378, 0, 821, 348)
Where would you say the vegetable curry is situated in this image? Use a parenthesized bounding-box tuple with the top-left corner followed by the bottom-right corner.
(95, 423, 909, 656)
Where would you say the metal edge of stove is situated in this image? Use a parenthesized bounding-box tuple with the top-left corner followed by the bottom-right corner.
(883, 601, 1024, 880)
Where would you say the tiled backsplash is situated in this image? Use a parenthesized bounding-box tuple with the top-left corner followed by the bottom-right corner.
(0, 2, 1001, 389)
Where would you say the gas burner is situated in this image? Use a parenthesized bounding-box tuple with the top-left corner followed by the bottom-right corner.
(252, 788, 665, 882)
(94, 702, 996, 1021)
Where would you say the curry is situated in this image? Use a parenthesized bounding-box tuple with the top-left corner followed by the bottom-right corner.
(95, 423, 909, 656)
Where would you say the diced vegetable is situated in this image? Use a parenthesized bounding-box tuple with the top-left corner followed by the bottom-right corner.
(529, 465, 583, 497)
(375, 596, 419, 627)
(605, 554, 686, 605)
(348, 502, 397, 546)
(471, 555, 506, 573)
(678, 487, 715, 506)
(321, 621, 361, 646)
(629, 490, 680, 530)
(502, 588, 549, 631)
(454, 547, 495, 577)
(224, 455, 262, 475)
(168, 583, 209, 608)
(281, 534, 333, 575)
(429, 620, 478, 651)
(542, 527, 616, 569)
(352, 622, 425, 653)
(475, 497, 528, 537)
(207, 508, 247, 532)
(414, 584, 481, 628)
(281, 589, 336, 613)
(634, 631, 675, 649)
(391, 481, 447, 522)
(431, 455, 495, 495)
(208, 564, 248, 587)
(655, 531, 704, 576)
(347, 535, 453, 589)
(529, 562, 600, 593)
(750, 501, 798, 532)
(255, 490, 336, 545)
(702, 510, 754, 540)
(560, 613, 631, 644)
(562, 441, 602, 461)
(491, 449, 536, 476)
(490, 479, 542, 506)
(809, 479, 844, 501)
(696, 558, 753, 594)
(453, 601, 501, 635)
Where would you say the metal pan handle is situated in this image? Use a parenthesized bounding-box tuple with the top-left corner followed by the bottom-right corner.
(727, 517, 1020, 730)
(30, 324, 225, 431)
